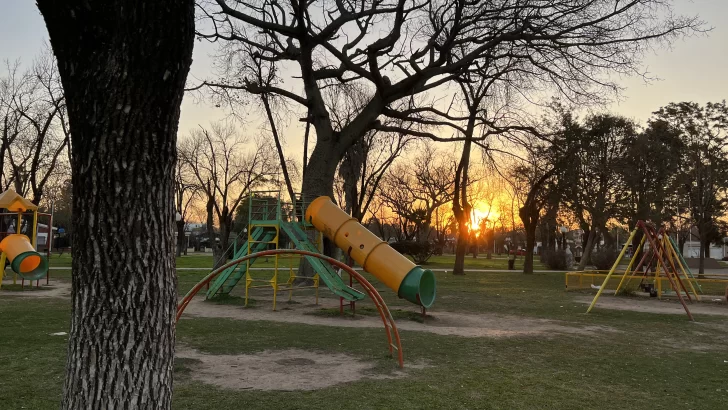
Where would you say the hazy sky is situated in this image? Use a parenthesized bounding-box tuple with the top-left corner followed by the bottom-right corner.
(2, 1, 727, 142)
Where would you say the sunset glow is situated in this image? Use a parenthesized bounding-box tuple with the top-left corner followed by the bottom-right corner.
(472, 206, 499, 229)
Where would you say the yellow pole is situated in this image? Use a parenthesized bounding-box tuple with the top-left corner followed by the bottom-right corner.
(31, 210, 38, 247)
(288, 258, 293, 302)
(586, 229, 638, 314)
(272, 225, 279, 311)
(618, 235, 648, 294)
(654, 243, 663, 299)
(657, 274, 662, 298)
(314, 274, 319, 305)
(615, 234, 646, 295)
(272, 273, 277, 311)
(245, 226, 253, 307)
(245, 272, 251, 307)
(666, 235, 700, 301)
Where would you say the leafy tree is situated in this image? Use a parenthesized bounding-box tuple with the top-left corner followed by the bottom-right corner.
(654, 101, 728, 275)
(179, 121, 278, 269)
(560, 113, 635, 270)
(618, 119, 684, 228)
(379, 144, 457, 242)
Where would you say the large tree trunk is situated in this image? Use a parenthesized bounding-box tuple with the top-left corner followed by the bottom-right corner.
(678, 234, 687, 255)
(578, 229, 597, 271)
(298, 143, 339, 279)
(451, 114, 475, 275)
(704, 236, 711, 258)
(601, 227, 616, 249)
(206, 196, 224, 269)
(698, 231, 706, 278)
(523, 223, 537, 274)
(218, 209, 233, 265)
(37, 1, 195, 408)
(453, 220, 468, 275)
(520, 206, 538, 275)
(301, 143, 339, 201)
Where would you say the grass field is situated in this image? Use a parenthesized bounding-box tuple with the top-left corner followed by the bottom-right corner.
(46, 251, 548, 271)
(1, 255, 727, 409)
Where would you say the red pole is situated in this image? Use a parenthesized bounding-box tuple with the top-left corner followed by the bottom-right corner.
(175, 249, 405, 367)
(639, 222, 694, 321)
(348, 256, 355, 316)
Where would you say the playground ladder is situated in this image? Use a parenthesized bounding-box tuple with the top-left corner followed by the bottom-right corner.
(205, 227, 276, 297)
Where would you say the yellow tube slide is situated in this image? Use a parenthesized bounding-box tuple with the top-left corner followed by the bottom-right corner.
(0, 234, 48, 280)
(305, 196, 436, 308)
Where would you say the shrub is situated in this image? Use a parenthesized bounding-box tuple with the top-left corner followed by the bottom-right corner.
(390, 241, 434, 264)
(591, 247, 618, 270)
(543, 250, 568, 270)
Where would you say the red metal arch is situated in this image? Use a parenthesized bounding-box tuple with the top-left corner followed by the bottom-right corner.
(176, 249, 405, 368)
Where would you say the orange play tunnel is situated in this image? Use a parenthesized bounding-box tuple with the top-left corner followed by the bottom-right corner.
(305, 196, 436, 308)
(0, 234, 48, 280)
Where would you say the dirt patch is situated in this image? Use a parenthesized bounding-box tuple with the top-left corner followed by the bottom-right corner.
(0, 280, 70, 299)
(180, 295, 617, 338)
(176, 347, 399, 391)
(574, 295, 728, 317)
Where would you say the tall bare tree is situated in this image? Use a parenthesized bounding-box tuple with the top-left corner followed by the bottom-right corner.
(0, 51, 69, 204)
(175, 158, 200, 256)
(179, 121, 278, 268)
(36, 0, 195, 408)
(337, 130, 410, 221)
(512, 155, 560, 275)
(196, 0, 699, 218)
(379, 144, 457, 242)
(449, 59, 527, 274)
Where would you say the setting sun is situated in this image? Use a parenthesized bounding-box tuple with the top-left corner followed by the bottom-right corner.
(472, 206, 500, 228)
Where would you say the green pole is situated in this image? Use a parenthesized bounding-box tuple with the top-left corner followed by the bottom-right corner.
(668, 235, 702, 293)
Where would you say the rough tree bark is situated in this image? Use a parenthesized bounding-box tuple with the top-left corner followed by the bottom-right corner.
(520, 207, 538, 275)
(519, 169, 557, 274)
(452, 119, 475, 276)
(36, 1, 194, 408)
(299, 142, 339, 280)
(578, 230, 598, 271)
(206, 193, 225, 269)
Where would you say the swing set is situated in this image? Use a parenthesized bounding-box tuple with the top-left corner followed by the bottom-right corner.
(577, 220, 726, 321)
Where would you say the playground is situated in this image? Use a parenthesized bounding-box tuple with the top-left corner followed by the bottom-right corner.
(0, 192, 726, 409)
(2, 265, 727, 409)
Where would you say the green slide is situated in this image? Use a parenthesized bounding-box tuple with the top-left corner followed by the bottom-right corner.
(280, 221, 365, 302)
(205, 227, 276, 298)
